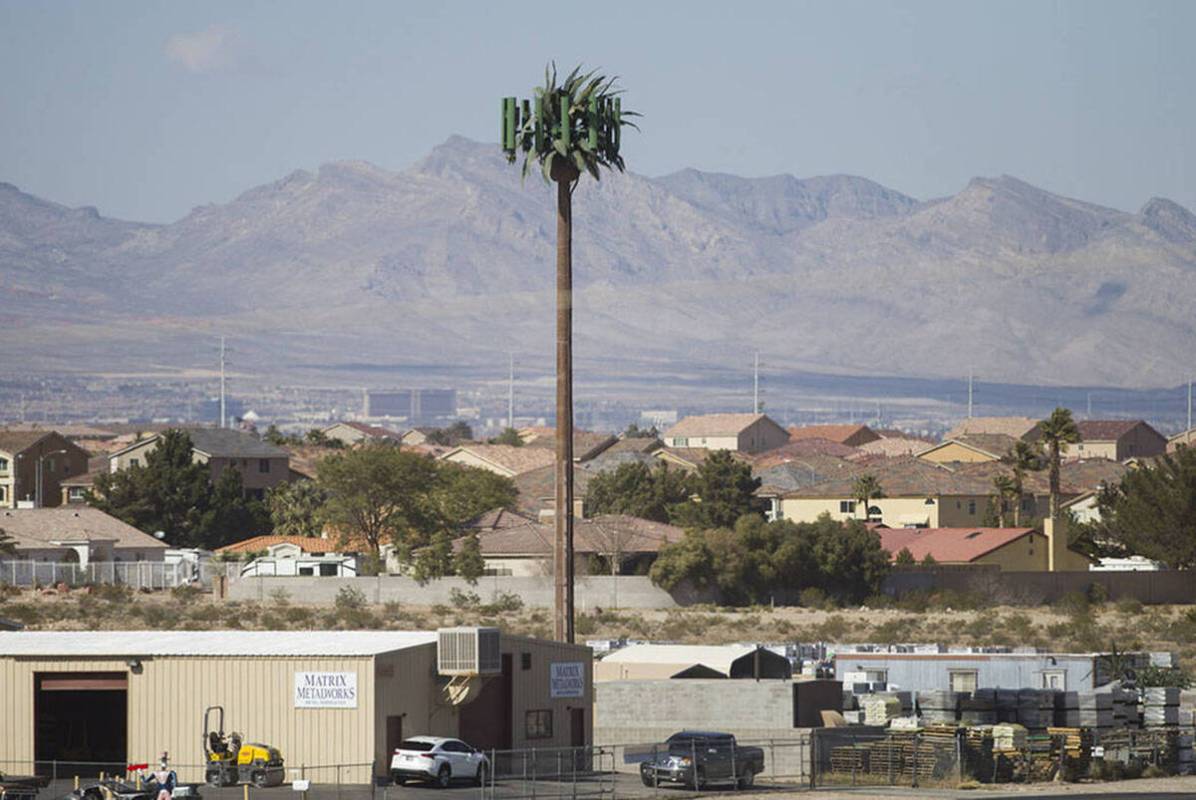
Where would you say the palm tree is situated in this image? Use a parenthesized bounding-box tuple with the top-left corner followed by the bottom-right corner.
(851, 474, 885, 522)
(991, 474, 1016, 527)
(1039, 407, 1081, 523)
(1000, 439, 1043, 525)
(502, 65, 638, 643)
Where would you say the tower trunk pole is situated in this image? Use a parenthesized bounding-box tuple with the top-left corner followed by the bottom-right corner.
(553, 167, 577, 643)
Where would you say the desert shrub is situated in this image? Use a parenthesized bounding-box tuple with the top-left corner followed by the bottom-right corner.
(1114, 596, 1143, 615)
(871, 616, 921, 644)
(171, 584, 203, 604)
(799, 587, 831, 610)
(481, 592, 523, 614)
(1055, 591, 1090, 618)
(334, 586, 367, 611)
(575, 613, 599, 636)
(814, 614, 851, 641)
(1141, 764, 1169, 779)
(1001, 612, 1036, 640)
(283, 606, 315, 626)
(383, 600, 402, 616)
(93, 583, 133, 603)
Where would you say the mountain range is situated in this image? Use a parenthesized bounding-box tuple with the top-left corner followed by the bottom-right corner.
(3, 135, 1195, 389)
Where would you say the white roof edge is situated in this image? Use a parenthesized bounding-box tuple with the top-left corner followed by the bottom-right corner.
(0, 630, 438, 657)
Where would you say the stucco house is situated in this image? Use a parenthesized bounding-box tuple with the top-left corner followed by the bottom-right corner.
(0, 507, 167, 565)
(1167, 428, 1195, 452)
(216, 534, 360, 577)
(1071, 420, 1167, 462)
(662, 413, 789, 454)
(321, 421, 401, 446)
(944, 417, 1042, 442)
(877, 526, 1091, 571)
(107, 428, 291, 500)
(917, 434, 1019, 464)
(439, 444, 556, 478)
(0, 430, 91, 509)
(786, 424, 881, 448)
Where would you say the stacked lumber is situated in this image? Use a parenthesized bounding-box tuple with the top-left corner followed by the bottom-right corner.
(829, 744, 870, 774)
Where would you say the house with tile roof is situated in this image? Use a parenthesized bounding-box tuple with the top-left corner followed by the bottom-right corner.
(438, 443, 556, 478)
(917, 433, 1019, 464)
(752, 438, 861, 466)
(0, 507, 167, 565)
(853, 436, 931, 459)
(653, 446, 754, 472)
(878, 526, 1091, 571)
(321, 421, 401, 446)
(523, 430, 619, 461)
(457, 514, 686, 577)
(786, 424, 881, 448)
(662, 413, 789, 454)
(944, 417, 1042, 442)
(511, 463, 593, 519)
(216, 533, 362, 577)
(1070, 420, 1166, 462)
(0, 430, 91, 509)
(108, 428, 291, 500)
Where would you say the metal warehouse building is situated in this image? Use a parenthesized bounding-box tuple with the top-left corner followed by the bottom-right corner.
(0, 628, 591, 782)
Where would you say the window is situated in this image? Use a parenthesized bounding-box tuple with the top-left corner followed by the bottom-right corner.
(863, 669, 888, 683)
(0, 486, 6, 502)
(319, 563, 339, 577)
(46, 459, 55, 474)
(967, 500, 977, 515)
(1040, 670, 1066, 690)
(299, 567, 314, 576)
(839, 500, 856, 514)
(68, 487, 87, 502)
(259, 459, 271, 473)
(673, 437, 688, 447)
(442, 740, 471, 753)
(1021, 497, 1032, 511)
(130, 458, 140, 468)
(0, 457, 8, 472)
(526, 710, 553, 739)
(949, 670, 978, 693)
(521, 652, 532, 671)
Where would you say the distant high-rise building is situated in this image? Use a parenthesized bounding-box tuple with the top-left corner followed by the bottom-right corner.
(364, 388, 456, 421)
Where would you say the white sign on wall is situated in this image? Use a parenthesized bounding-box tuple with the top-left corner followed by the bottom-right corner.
(550, 662, 585, 698)
(294, 671, 358, 708)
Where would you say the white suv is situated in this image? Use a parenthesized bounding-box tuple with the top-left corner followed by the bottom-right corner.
(390, 736, 490, 788)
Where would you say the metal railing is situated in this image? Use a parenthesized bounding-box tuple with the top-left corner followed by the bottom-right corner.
(0, 561, 192, 590)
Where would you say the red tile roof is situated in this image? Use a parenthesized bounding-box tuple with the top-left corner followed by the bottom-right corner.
(217, 535, 358, 554)
(877, 527, 1036, 564)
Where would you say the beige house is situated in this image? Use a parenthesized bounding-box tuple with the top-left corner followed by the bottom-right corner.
(0, 430, 91, 509)
(108, 428, 290, 500)
(0, 629, 591, 782)
(0, 507, 167, 565)
(1168, 428, 1196, 452)
(1071, 420, 1167, 462)
(918, 434, 1018, 464)
(439, 444, 555, 478)
(878, 526, 1091, 572)
(944, 417, 1042, 442)
(321, 421, 401, 446)
(662, 413, 789, 454)
(594, 644, 791, 682)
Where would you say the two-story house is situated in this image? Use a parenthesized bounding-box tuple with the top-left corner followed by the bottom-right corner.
(0, 430, 90, 508)
(662, 413, 790, 454)
(1071, 420, 1167, 462)
(107, 428, 290, 500)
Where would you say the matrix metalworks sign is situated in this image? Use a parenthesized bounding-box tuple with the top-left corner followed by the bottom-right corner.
(550, 662, 585, 698)
(294, 671, 358, 708)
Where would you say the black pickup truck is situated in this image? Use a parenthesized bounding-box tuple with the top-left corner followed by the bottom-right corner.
(639, 731, 765, 790)
(0, 771, 51, 800)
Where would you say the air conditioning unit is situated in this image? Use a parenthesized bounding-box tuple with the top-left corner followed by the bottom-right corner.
(438, 627, 501, 676)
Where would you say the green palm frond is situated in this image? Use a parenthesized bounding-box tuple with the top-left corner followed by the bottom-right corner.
(502, 62, 638, 183)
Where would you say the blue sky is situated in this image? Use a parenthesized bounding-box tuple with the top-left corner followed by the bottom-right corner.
(1, 0, 1192, 223)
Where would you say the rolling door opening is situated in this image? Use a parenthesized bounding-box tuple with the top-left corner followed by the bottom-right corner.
(35, 672, 127, 776)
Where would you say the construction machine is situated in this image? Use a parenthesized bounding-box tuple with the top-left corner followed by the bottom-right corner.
(202, 706, 285, 788)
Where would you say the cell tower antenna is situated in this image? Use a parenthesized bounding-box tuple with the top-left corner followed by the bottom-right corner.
(219, 336, 227, 429)
(508, 353, 515, 430)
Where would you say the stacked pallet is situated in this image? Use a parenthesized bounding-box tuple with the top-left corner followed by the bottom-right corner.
(829, 744, 870, 775)
(1143, 687, 1181, 727)
(1076, 692, 1114, 729)
(1177, 732, 1193, 774)
(1025, 731, 1059, 783)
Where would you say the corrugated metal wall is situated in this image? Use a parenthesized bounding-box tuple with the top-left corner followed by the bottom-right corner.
(506, 635, 592, 751)
(1, 654, 380, 783)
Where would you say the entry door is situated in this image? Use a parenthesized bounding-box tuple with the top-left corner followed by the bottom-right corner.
(570, 708, 585, 747)
(386, 716, 403, 757)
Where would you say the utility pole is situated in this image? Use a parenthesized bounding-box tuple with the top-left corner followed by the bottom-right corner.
(1086, 392, 1092, 419)
(753, 352, 760, 413)
(1188, 380, 1193, 440)
(967, 371, 974, 418)
(219, 336, 227, 429)
(508, 353, 515, 430)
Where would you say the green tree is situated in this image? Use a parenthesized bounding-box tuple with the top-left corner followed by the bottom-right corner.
(318, 444, 440, 559)
(305, 428, 331, 447)
(490, 428, 525, 447)
(0, 527, 15, 557)
(622, 423, 657, 439)
(453, 533, 486, 585)
(648, 529, 717, 593)
(1081, 447, 1196, 568)
(427, 422, 474, 446)
(90, 429, 211, 546)
(263, 424, 290, 446)
(431, 462, 518, 528)
(894, 547, 915, 566)
(1039, 407, 1081, 522)
(1000, 439, 1043, 525)
(267, 480, 328, 537)
(992, 474, 1017, 527)
(411, 530, 455, 583)
(920, 552, 938, 567)
(587, 461, 691, 523)
(851, 474, 885, 521)
(670, 451, 762, 530)
(195, 467, 271, 549)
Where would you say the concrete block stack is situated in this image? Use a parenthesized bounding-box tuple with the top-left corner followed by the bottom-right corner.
(1075, 692, 1114, 729)
(863, 693, 907, 726)
(992, 723, 1028, 752)
(1112, 688, 1137, 727)
(995, 689, 1019, 722)
(1015, 689, 1055, 728)
(917, 690, 961, 724)
(1143, 687, 1181, 727)
(960, 689, 997, 725)
(1054, 691, 1080, 726)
